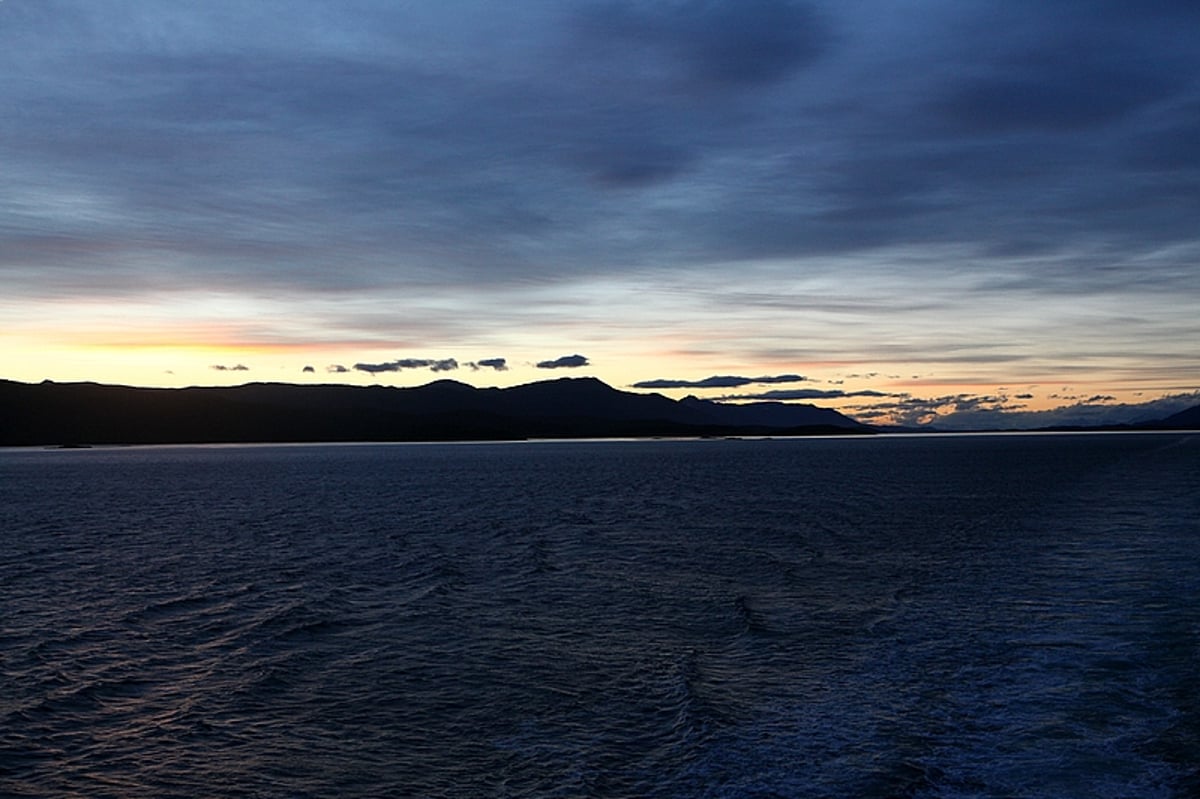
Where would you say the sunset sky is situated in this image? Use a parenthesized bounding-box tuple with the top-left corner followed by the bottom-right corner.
(3, 1, 1198, 427)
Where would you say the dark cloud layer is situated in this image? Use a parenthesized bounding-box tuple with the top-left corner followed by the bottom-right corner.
(2, 0, 1196, 299)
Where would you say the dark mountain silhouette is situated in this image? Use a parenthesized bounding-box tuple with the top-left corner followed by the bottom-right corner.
(0, 377, 870, 446)
(1033, 402, 1200, 433)
(1148, 403, 1200, 430)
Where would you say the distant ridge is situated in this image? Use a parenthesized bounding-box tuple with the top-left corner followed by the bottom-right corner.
(0, 377, 870, 446)
(1148, 403, 1200, 430)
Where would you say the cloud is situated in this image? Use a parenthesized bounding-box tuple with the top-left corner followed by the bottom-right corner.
(353, 358, 459, 374)
(634, 376, 746, 389)
(720, 389, 892, 401)
(536, 354, 590, 369)
(327, 365, 350, 374)
(575, 0, 827, 90)
(211, 364, 249, 372)
(2, 1, 1196, 302)
(936, 65, 1177, 135)
(2, 0, 1196, 303)
(632, 374, 807, 389)
(574, 143, 695, 189)
(469, 358, 508, 371)
(852, 391, 1200, 430)
(841, 393, 1013, 427)
(302, 365, 315, 373)
(1, 1, 1197, 405)
(354, 361, 411, 374)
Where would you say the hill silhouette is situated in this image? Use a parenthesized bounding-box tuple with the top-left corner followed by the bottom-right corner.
(0, 377, 870, 446)
(1150, 403, 1200, 430)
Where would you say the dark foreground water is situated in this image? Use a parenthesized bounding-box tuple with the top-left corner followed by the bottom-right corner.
(1, 433, 1198, 798)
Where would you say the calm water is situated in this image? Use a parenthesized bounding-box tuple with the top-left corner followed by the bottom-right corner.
(1, 434, 1198, 797)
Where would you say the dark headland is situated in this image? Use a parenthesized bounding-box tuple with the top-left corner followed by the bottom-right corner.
(0, 377, 872, 447)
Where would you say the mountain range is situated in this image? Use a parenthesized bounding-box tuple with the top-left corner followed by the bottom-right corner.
(0, 377, 870, 446)
(1154, 404, 1200, 430)
(4, 377, 1197, 446)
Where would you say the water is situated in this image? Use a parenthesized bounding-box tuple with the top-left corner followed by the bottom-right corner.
(1, 434, 1197, 797)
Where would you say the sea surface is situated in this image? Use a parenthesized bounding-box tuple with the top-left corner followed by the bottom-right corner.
(1, 433, 1198, 798)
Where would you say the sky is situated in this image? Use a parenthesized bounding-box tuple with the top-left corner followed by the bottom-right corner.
(2, 0, 1198, 428)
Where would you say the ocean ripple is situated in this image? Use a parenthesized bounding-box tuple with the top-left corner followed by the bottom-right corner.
(1, 435, 1197, 797)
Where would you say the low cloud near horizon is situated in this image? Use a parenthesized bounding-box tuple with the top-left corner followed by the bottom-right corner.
(848, 391, 1200, 430)
(721, 388, 891, 401)
(536, 354, 590, 369)
(634, 374, 807, 389)
(354, 358, 459, 374)
(212, 364, 250, 372)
